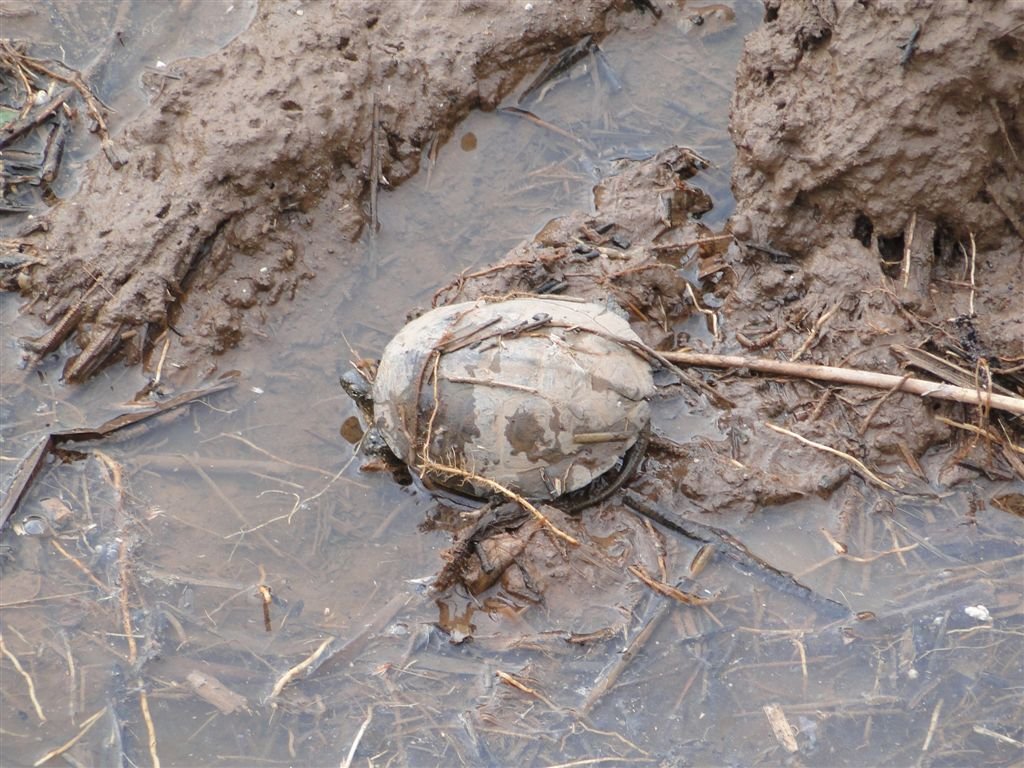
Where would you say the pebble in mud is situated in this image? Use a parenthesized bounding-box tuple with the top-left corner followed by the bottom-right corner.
(223, 280, 257, 309)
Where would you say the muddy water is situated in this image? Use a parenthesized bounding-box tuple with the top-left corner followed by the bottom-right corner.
(3, 3, 1022, 767)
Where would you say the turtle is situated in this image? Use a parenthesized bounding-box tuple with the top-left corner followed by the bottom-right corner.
(341, 296, 656, 510)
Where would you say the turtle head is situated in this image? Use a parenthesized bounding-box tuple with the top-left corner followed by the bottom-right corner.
(339, 366, 375, 419)
(340, 366, 401, 465)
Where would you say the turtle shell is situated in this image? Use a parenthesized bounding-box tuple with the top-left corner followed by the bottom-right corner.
(371, 297, 655, 500)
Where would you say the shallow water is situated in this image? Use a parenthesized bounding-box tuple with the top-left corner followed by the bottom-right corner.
(2, 2, 1023, 767)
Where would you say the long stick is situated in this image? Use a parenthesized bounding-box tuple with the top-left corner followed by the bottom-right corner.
(661, 351, 1024, 416)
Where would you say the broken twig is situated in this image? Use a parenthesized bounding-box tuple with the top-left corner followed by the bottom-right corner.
(660, 351, 1024, 416)
(0, 377, 238, 529)
(765, 422, 898, 493)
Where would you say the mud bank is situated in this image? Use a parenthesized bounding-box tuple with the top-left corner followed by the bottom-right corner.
(729, 0, 1023, 357)
(717, 0, 1024, 493)
(8, 0, 628, 382)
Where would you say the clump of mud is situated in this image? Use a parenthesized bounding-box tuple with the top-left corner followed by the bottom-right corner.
(729, 0, 1023, 360)
(718, 0, 1024, 493)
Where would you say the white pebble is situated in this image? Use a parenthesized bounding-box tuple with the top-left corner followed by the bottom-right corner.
(964, 604, 991, 622)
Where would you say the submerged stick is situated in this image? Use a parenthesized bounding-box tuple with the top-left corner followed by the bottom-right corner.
(579, 594, 674, 718)
(32, 707, 107, 767)
(0, 377, 238, 529)
(623, 491, 851, 619)
(268, 637, 335, 703)
(498, 106, 593, 149)
(267, 592, 412, 702)
(496, 670, 561, 712)
(518, 35, 594, 104)
(139, 688, 160, 768)
(0, 633, 46, 722)
(340, 706, 374, 768)
(627, 564, 714, 606)
(660, 351, 1024, 416)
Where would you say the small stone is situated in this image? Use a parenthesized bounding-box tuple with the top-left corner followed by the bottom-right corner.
(964, 604, 991, 622)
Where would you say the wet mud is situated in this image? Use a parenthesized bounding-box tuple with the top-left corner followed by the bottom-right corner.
(720, 0, 1024, 501)
(6, 0, 627, 381)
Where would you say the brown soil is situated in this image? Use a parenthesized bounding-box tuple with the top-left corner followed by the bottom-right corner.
(718, 0, 1024, 503)
(729, 0, 1024, 360)
(9, 0, 630, 382)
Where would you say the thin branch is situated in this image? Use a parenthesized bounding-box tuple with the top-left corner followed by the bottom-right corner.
(766, 422, 897, 492)
(0, 633, 46, 721)
(340, 706, 374, 768)
(661, 351, 1024, 416)
(901, 211, 917, 290)
(32, 707, 107, 766)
